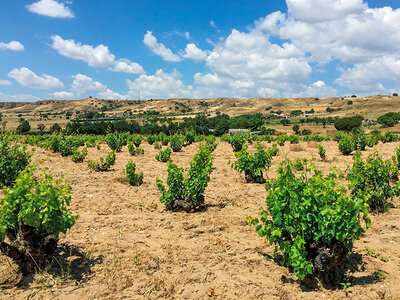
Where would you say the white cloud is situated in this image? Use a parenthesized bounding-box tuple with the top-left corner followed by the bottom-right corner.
(52, 91, 74, 99)
(51, 35, 115, 68)
(286, 0, 366, 22)
(290, 80, 338, 97)
(143, 31, 182, 62)
(8, 67, 64, 89)
(0, 91, 40, 102)
(70, 74, 105, 96)
(51, 35, 144, 73)
(70, 74, 127, 99)
(0, 80, 12, 86)
(111, 59, 145, 74)
(127, 69, 192, 99)
(0, 41, 24, 51)
(336, 56, 400, 93)
(97, 89, 126, 100)
(182, 44, 207, 61)
(27, 0, 74, 18)
(191, 27, 311, 98)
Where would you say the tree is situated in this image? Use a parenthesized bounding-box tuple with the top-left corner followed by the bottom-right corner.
(50, 123, 62, 133)
(393, 93, 398, 97)
(334, 116, 363, 132)
(280, 119, 290, 126)
(16, 119, 31, 133)
(292, 124, 300, 134)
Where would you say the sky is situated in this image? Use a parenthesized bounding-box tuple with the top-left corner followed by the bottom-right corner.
(0, 0, 400, 102)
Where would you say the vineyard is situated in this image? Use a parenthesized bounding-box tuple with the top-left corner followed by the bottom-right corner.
(1, 131, 400, 299)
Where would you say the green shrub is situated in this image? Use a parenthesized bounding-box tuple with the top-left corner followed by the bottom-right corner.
(250, 161, 370, 283)
(232, 144, 278, 183)
(16, 119, 31, 133)
(381, 130, 397, 143)
(318, 144, 326, 160)
(146, 135, 156, 145)
(158, 132, 169, 146)
(59, 137, 74, 157)
(156, 147, 172, 162)
(352, 128, 367, 151)
(366, 134, 379, 147)
(0, 136, 31, 187)
(88, 151, 116, 171)
(72, 147, 88, 163)
(288, 134, 300, 144)
(156, 144, 214, 212)
(0, 168, 78, 275)
(229, 132, 247, 152)
(106, 133, 123, 152)
(185, 130, 196, 145)
(154, 141, 162, 149)
(294, 157, 307, 171)
(126, 161, 143, 186)
(338, 135, 355, 155)
(170, 134, 184, 152)
(347, 151, 400, 213)
(132, 135, 143, 147)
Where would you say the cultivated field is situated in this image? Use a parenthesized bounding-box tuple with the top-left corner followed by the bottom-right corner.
(1, 139, 400, 299)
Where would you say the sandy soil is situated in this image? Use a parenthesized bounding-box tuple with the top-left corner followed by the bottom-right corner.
(1, 140, 400, 299)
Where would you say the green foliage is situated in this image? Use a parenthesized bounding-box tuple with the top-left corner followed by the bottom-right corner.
(280, 119, 290, 126)
(232, 143, 278, 183)
(347, 151, 400, 213)
(0, 168, 78, 242)
(158, 132, 169, 146)
(381, 130, 398, 143)
(154, 141, 162, 149)
(250, 161, 370, 281)
(338, 135, 355, 155)
(292, 124, 300, 134)
(366, 134, 379, 147)
(352, 128, 367, 151)
(377, 112, 400, 128)
(0, 136, 31, 187)
(88, 151, 116, 171)
(132, 135, 143, 147)
(288, 134, 300, 144)
(156, 147, 172, 162)
(16, 119, 31, 133)
(146, 135, 156, 145)
(185, 130, 196, 145)
(126, 161, 143, 186)
(170, 134, 184, 152)
(106, 133, 123, 152)
(334, 116, 363, 132)
(49, 123, 61, 133)
(229, 132, 247, 152)
(156, 144, 214, 212)
(294, 158, 308, 171)
(318, 144, 326, 160)
(72, 147, 88, 163)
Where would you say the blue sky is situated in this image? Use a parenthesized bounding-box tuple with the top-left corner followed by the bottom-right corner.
(0, 0, 400, 101)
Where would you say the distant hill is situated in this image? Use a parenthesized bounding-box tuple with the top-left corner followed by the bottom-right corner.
(0, 95, 398, 130)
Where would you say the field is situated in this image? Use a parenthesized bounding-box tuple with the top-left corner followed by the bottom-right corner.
(1, 138, 400, 299)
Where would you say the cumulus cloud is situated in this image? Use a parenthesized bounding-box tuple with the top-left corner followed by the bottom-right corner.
(182, 44, 207, 61)
(27, 0, 74, 18)
(290, 81, 338, 97)
(0, 41, 24, 51)
(143, 31, 182, 62)
(51, 35, 115, 68)
(111, 59, 145, 74)
(70, 74, 127, 99)
(0, 80, 12, 86)
(70, 74, 105, 96)
(286, 0, 366, 22)
(336, 56, 400, 93)
(127, 69, 192, 99)
(51, 35, 144, 73)
(0, 91, 40, 102)
(8, 67, 64, 89)
(52, 91, 74, 99)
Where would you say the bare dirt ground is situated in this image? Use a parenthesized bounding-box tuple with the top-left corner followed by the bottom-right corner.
(1, 140, 400, 299)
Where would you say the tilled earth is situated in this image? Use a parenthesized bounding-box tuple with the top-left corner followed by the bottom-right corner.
(0, 140, 399, 299)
